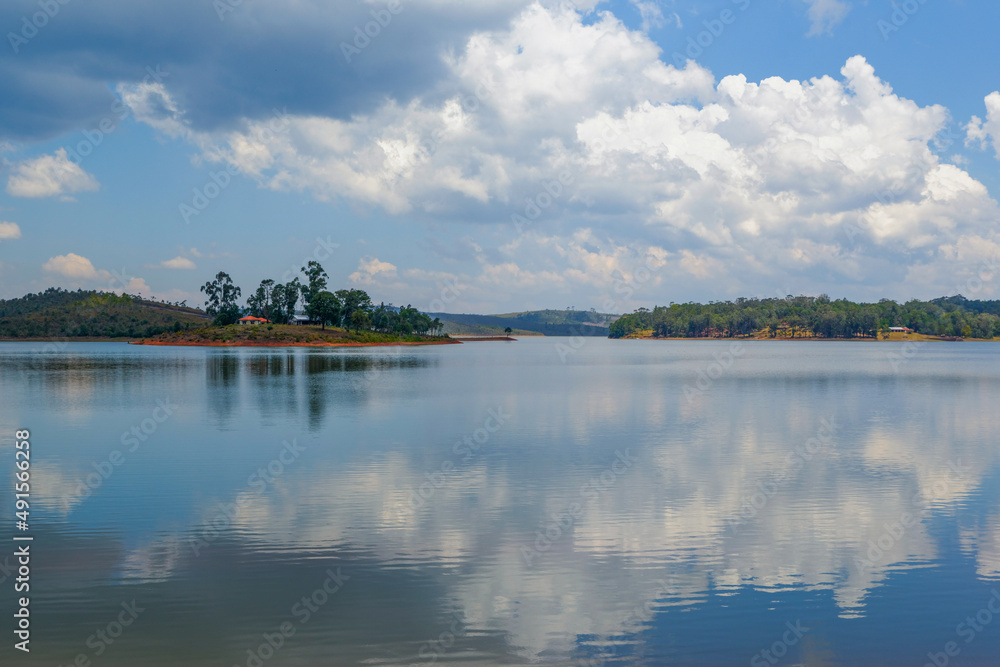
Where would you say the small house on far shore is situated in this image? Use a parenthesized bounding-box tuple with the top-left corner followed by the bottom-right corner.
(889, 327, 913, 334)
(238, 316, 270, 326)
(291, 315, 316, 325)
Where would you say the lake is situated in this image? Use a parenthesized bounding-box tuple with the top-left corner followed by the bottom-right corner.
(2, 338, 999, 666)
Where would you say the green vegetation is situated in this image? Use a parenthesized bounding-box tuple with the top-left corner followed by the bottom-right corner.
(609, 295, 1000, 340)
(0, 288, 209, 339)
(234, 262, 444, 335)
(200, 272, 243, 326)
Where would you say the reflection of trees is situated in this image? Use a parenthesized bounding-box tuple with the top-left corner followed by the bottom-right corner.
(206, 353, 240, 426)
(304, 351, 435, 430)
(204, 350, 438, 428)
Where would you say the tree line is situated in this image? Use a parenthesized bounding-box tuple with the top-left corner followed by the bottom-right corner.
(0, 288, 206, 339)
(200, 261, 443, 335)
(609, 295, 1000, 340)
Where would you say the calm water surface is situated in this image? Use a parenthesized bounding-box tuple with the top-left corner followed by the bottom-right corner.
(1, 338, 999, 666)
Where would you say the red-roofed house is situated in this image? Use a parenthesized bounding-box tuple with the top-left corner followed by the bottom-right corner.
(238, 316, 270, 325)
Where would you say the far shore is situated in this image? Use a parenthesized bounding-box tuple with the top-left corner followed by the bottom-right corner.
(619, 332, 997, 342)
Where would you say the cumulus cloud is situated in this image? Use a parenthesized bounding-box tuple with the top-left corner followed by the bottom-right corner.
(43, 253, 106, 280)
(803, 0, 850, 36)
(125, 4, 999, 304)
(42, 253, 153, 295)
(6, 149, 99, 198)
(0, 221, 21, 241)
(158, 256, 197, 270)
(349, 257, 398, 285)
(967, 91, 1000, 158)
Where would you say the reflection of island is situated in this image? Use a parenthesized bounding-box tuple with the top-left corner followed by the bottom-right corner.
(202, 349, 439, 430)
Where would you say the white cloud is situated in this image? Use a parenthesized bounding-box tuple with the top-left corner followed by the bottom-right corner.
(967, 91, 1000, 158)
(0, 221, 21, 241)
(349, 256, 398, 285)
(158, 256, 197, 270)
(117, 82, 189, 139)
(43, 253, 106, 280)
(630, 0, 665, 31)
(127, 4, 999, 304)
(122, 277, 152, 295)
(42, 253, 155, 296)
(803, 0, 850, 36)
(6, 149, 100, 198)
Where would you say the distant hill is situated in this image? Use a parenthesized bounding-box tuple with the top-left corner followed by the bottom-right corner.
(0, 288, 209, 339)
(428, 309, 619, 337)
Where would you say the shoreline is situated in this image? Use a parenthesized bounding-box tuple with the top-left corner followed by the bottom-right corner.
(131, 339, 463, 348)
(619, 335, 994, 342)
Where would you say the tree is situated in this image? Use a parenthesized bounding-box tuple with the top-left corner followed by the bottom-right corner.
(504, 326, 512, 339)
(311, 291, 340, 330)
(247, 279, 275, 320)
(335, 288, 373, 328)
(350, 309, 372, 332)
(300, 261, 329, 319)
(200, 272, 242, 326)
(281, 279, 300, 324)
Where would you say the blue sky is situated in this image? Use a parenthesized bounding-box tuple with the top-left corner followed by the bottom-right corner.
(1, 0, 998, 313)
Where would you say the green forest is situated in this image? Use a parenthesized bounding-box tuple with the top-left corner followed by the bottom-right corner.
(0, 289, 209, 339)
(609, 295, 1000, 340)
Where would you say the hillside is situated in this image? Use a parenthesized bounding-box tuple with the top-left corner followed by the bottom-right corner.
(429, 309, 618, 337)
(0, 288, 210, 339)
